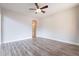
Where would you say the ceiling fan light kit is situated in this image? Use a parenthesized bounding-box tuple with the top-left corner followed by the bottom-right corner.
(36, 9, 41, 12)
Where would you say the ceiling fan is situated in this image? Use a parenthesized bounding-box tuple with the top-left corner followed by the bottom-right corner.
(29, 3, 48, 14)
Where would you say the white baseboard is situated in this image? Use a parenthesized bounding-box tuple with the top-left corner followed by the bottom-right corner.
(1, 36, 79, 46)
(3, 37, 32, 44)
(38, 36, 79, 46)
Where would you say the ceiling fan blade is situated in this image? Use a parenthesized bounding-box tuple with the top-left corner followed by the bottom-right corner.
(29, 8, 36, 10)
(35, 3, 39, 9)
(40, 5, 48, 9)
(41, 10, 45, 13)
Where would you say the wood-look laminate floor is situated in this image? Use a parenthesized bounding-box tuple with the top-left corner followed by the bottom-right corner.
(0, 37, 79, 56)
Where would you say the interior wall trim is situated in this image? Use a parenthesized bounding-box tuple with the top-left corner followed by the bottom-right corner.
(38, 36, 79, 46)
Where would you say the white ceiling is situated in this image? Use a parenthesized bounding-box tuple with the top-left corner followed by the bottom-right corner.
(0, 3, 78, 18)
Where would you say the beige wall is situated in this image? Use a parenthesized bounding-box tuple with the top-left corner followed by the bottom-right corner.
(0, 9, 1, 44)
(2, 9, 33, 43)
(38, 6, 79, 45)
